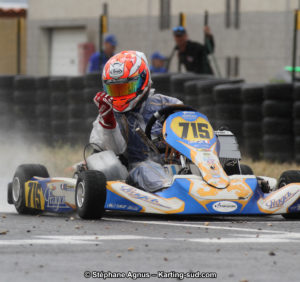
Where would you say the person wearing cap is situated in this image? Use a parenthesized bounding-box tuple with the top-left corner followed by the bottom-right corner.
(150, 52, 167, 73)
(172, 26, 214, 75)
(88, 34, 117, 73)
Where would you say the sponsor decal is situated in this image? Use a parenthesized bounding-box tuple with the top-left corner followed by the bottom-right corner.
(109, 62, 124, 78)
(120, 186, 170, 209)
(60, 184, 75, 192)
(212, 201, 238, 212)
(265, 191, 299, 209)
(107, 203, 140, 211)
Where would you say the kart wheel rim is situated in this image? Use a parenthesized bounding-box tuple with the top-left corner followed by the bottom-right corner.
(12, 177, 21, 202)
(76, 182, 85, 208)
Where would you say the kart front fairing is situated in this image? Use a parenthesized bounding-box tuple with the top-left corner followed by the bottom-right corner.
(104, 111, 300, 215)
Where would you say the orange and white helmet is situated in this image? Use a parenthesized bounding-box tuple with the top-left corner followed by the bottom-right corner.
(102, 50, 151, 112)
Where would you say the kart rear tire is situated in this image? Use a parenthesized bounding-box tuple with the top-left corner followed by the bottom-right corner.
(7, 182, 13, 205)
(278, 170, 300, 219)
(240, 164, 254, 175)
(75, 170, 107, 220)
(12, 164, 49, 215)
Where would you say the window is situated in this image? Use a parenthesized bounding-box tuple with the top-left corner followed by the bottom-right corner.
(225, 0, 231, 28)
(234, 0, 240, 29)
(225, 0, 241, 29)
(225, 56, 240, 78)
(160, 0, 171, 30)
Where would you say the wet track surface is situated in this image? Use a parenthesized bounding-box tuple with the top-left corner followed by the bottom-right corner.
(0, 210, 300, 282)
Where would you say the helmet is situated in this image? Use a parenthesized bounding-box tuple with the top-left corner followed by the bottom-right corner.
(102, 50, 151, 113)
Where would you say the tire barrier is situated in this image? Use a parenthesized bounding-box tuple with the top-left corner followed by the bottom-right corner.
(35, 76, 51, 143)
(263, 83, 294, 162)
(13, 76, 36, 138)
(170, 73, 213, 102)
(84, 73, 102, 140)
(49, 77, 69, 144)
(67, 76, 89, 145)
(241, 84, 264, 160)
(294, 83, 300, 163)
(213, 83, 244, 144)
(151, 73, 173, 96)
(1, 73, 298, 163)
(0, 75, 14, 134)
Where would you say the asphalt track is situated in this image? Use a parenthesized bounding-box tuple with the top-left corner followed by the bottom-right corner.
(1, 198, 300, 282)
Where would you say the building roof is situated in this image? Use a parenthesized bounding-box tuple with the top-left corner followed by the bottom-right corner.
(0, 7, 26, 17)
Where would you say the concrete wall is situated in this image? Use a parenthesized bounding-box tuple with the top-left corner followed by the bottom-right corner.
(26, 0, 300, 82)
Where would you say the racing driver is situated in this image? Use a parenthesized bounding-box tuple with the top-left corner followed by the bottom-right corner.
(90, 50, 182, 192)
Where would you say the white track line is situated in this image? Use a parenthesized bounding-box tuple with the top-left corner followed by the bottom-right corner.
(103, 218, 299, 235)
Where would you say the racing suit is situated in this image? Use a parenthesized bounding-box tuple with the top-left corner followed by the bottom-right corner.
(90, 89, 182, 192)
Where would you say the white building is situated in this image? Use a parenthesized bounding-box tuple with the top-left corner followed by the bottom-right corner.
(27, 0, 300, 82)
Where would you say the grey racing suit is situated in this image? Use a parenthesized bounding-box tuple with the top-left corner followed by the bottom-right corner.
(90, 89, 183, 192)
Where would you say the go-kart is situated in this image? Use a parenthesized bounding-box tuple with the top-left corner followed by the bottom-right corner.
(7, 106, 300, 220)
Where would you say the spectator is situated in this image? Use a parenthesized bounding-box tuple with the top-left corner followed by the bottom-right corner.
(173, 26, 214, 75)
(150, 52, 167, 73)
(87, 34, 117, 73)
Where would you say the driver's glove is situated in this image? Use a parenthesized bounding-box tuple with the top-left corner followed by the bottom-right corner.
(94, 92, 116, 129)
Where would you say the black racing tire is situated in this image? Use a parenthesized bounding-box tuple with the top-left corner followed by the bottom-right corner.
(151, 73, 172, 95)
(36, 90, 50, 104)
(293, 102, 300, 119)
(215, 104, 242, 120)
(0, 89, 13, 103)
(68, 76, 84, 89)
(51, 120, 68, 135)
(262, 100, 292, 118)
(50, 91, 68, 105)
(84, 73, 102, 88)
(196, 79, 244, 96)
(244, 138, 263, 160)
(7, 182, 13, 205)
(263, 152, 293, 163)
(243, 122, 262, 137)
(51, 105, 68, 120)
(85, 103, 99, 118)
(14, 90, 36, 104)
(49, 77, 68, 91)
(263, 118, 293, 135)
(14, 105, 35, 119)
(197, 93, 214, 106)
(263, 135, 294, 153)
(12, 164, 49, 214)
(277, 170, 300, 219)
(68, 118, 88, 132)
(68, 90, 85, 104)
(294, 83, 300, 101)
(241, 84, 264, 103)
(0, 75, 14, 88)
(84, 88, 99, 103)
(68, 104, 85, 119)
(199, 106, 215, 120)
(35, 104, 50, 118)
(294, 120, 300, 136)
(264, 83, 293, 101)
(75, 170, 107, 219)
(242, 104, 262, 121)
(170, 73, 208, 99)
(35, 76, 49, 89)
(213, 84, 242, 104)
(240, 164, 254, 175)
(14, 76, 36, 90)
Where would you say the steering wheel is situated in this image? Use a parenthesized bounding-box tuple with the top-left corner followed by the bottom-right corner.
(145, 105, 196, 141)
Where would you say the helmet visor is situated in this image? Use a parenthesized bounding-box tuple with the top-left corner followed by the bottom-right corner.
(104, 76, 143, 97)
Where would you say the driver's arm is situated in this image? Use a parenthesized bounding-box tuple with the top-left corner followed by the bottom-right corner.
(89, 118, 126, 155)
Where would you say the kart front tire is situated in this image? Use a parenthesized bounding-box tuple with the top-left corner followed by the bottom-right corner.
(278, 170, 300, 220)
(75, 170, 107, 220)
(240, 164, 254, 175)
(12, 164, 49, 215)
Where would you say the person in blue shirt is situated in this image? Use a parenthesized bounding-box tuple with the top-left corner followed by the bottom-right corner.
(88, 34, 118, 73)
(150, 52, 167, 73)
